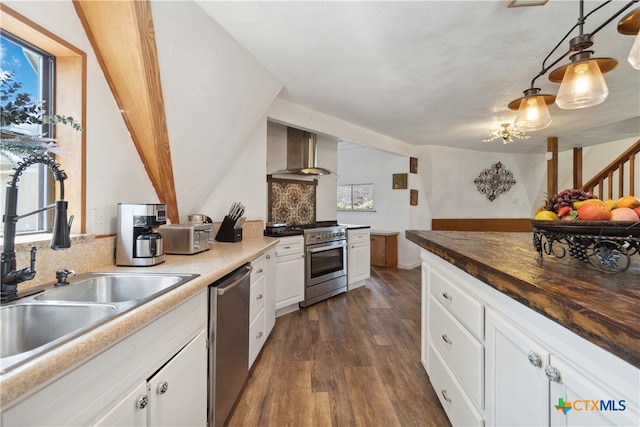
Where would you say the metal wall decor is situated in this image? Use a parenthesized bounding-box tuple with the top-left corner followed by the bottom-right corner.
(473, 161, 516, 202)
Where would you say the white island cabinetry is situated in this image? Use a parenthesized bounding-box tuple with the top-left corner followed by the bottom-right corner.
(421, 249, 639, 427)
(249, 248, 276, 368)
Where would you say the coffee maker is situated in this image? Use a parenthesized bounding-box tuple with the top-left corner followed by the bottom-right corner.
(116, 203, 167, 266)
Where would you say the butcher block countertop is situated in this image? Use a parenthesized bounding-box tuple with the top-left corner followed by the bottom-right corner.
(405, 230, 640, 369)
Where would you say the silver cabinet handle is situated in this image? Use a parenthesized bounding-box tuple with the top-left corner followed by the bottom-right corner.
(256, 331, 263, 339)
(266, 254, 271, 259)
(256, 294, 263, 300)
(257, 268, 263, 274)
(544, 365, 561, 382)
(137, 395, 149, 409)
(441, 389, 452, 403)
(441, 334, 453, 345)
(284, 246, 291, 249)
(528, 351, 541, 367)
(157, 381, 169, 394)
(442, 292, 452, 301)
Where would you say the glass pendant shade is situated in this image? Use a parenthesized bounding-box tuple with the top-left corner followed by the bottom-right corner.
(629, 31, 640, 70)
(555, 60, 609, 109)
(514, 96, 552, 131)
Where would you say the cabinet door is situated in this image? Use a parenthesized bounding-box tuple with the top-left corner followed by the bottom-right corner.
(275, 252, 304, 309)
(486, 310, 550, 427)
(348, 241, 370, 287)
(93, 382, 148, 427)
(370, 235, 386, 267)
(549, 356, 638, 427)
(147, 330, 207, 427)
(264, 248, 276, 336)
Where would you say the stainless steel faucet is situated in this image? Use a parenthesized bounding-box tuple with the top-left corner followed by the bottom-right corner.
(1, 155, 73, 303)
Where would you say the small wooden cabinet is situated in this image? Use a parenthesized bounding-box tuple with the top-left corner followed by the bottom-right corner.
(370, 231, 398, 269)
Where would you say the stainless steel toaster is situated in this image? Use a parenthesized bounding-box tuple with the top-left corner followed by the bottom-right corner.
(159, 223, 214, 254)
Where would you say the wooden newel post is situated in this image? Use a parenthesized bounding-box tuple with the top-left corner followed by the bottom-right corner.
(547, 137, 558, 196)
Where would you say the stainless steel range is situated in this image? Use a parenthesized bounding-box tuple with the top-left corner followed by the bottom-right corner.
(299, 225, 347, 308)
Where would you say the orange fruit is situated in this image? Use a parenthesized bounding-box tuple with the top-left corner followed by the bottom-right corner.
(616, 195, 640, 209)
(577, 201, 611, 221)
(534, 210, 559, 220)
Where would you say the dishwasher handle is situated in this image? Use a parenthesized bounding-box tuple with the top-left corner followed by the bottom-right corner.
(217, 265, 252, 296)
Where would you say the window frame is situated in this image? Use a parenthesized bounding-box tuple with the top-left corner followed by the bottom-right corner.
(337, 183, 375, 212)
(1, 4, 86, 235)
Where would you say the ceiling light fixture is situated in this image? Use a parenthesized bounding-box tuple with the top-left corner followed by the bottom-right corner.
(508, 0, 639, 128)
(618, 8, 640, 69)
(482, 123, 531, 144)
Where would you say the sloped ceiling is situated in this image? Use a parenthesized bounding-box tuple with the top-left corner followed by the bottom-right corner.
(196, 0, 640, 154)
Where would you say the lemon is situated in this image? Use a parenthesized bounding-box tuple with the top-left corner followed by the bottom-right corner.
(604, 199, 617, 210)
(534, 210, 559, 220)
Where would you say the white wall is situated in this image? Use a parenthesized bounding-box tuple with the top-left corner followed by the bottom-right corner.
(337, 143, 427, 269)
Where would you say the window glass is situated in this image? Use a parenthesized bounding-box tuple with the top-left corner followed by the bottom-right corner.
(337, 184, 374, 211)
(1, 30, 54, 235)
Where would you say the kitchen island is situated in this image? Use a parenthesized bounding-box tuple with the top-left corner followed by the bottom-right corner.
(407, 230, 640, 426)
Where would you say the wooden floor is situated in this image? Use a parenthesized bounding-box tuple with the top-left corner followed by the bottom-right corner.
(227, 266, 451, 427)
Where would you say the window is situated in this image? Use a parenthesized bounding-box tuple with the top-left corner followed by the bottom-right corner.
(1, 30, 55, 235)
(337, 184, 374, 211)
(1, 4, 86, 237)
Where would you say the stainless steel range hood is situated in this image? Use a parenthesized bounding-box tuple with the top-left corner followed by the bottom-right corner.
(275, 127, 335, 175)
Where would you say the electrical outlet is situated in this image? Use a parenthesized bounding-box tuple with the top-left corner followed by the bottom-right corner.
(92, 208, 106, 235)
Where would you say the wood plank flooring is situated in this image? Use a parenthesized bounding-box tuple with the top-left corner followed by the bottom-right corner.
(227, 266, 451, 427)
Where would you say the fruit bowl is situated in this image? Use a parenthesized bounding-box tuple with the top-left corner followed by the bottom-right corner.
(530, 220, 640, 273)
(530, 220, 640, 238)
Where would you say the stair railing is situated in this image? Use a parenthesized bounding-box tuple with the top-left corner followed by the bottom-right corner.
(581, 139, 640, 200)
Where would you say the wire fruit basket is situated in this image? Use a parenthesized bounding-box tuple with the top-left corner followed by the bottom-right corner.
(530, 220, 640, 273)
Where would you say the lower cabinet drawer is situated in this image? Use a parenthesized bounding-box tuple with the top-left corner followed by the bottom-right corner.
(428, 341, 484, 427)
(429, 295, 484, 408)
(249, 309, 265, 367)
(250, 278, 265, 322)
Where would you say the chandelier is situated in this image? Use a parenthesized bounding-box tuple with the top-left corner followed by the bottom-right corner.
(482, 123, 530, 144)
(507, 0, 640, 132)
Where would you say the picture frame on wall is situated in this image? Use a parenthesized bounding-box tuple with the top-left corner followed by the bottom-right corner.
(392, 173, 408, 189)
(410, 157, 418, 174)
(410, 189, 418, 206)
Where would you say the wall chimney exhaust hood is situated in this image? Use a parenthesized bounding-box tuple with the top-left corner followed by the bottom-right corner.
(275, 127, 335, 175)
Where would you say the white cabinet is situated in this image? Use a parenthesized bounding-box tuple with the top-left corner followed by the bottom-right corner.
(95, 330, 207, 427)
(249, 251, 275, 368)
(274, 235, 304, 314)
(347, 228, 370, 289)
(264, 247, 276, 334)
(425, 266, 484, 425)
(421, 249, 640, 427)
(486, 310, 550, 427)
(2, 291, 207, 426)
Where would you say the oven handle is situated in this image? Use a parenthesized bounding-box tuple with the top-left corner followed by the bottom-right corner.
(306, 241, 347, 253)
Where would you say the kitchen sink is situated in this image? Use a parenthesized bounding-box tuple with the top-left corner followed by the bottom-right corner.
(0, 303, 116, 371)
(1, 272, 199, 373)
(35, 273, 193, 303)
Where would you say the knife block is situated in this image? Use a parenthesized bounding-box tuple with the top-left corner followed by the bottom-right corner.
(215, 216, 242, 242)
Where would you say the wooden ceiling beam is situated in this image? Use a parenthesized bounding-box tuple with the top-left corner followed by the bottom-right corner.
(73, 0, 179, 223)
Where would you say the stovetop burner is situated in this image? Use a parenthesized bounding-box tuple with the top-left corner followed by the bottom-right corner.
(263, 221, 342, 237)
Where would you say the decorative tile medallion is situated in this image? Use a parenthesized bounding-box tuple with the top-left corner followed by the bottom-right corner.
(267, 176, 317, 225)
(473, 161, 516, 202)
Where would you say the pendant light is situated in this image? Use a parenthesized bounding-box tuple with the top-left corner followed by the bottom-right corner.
(508, 88, 555, 131)
(549, 35, 618, 110)
(618, 8, 640, 70)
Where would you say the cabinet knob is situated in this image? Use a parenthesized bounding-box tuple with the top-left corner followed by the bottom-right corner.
(257, 268, 263, 274)
(441, 334, 453, 345)
(284, 246, 291, 249)
(256, 294, 263, 300)
(266, 255, 271, 260)
(527, 351, 542, 367)
(544, 365, 561, 382)
(440, 389, 452, 403)
(157, 381, 169, 394)
(442, 292, 452, 301)
(137, 395, 149, 409)
(256, 331, 263, 339)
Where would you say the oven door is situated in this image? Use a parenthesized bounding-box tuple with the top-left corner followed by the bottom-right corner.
(305, 240, 347, 286)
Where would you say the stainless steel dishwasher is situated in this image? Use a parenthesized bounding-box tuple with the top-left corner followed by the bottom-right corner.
(208, 263, 251, 427)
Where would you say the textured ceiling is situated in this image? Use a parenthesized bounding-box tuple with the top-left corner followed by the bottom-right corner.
(196, 0, 640, 154)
